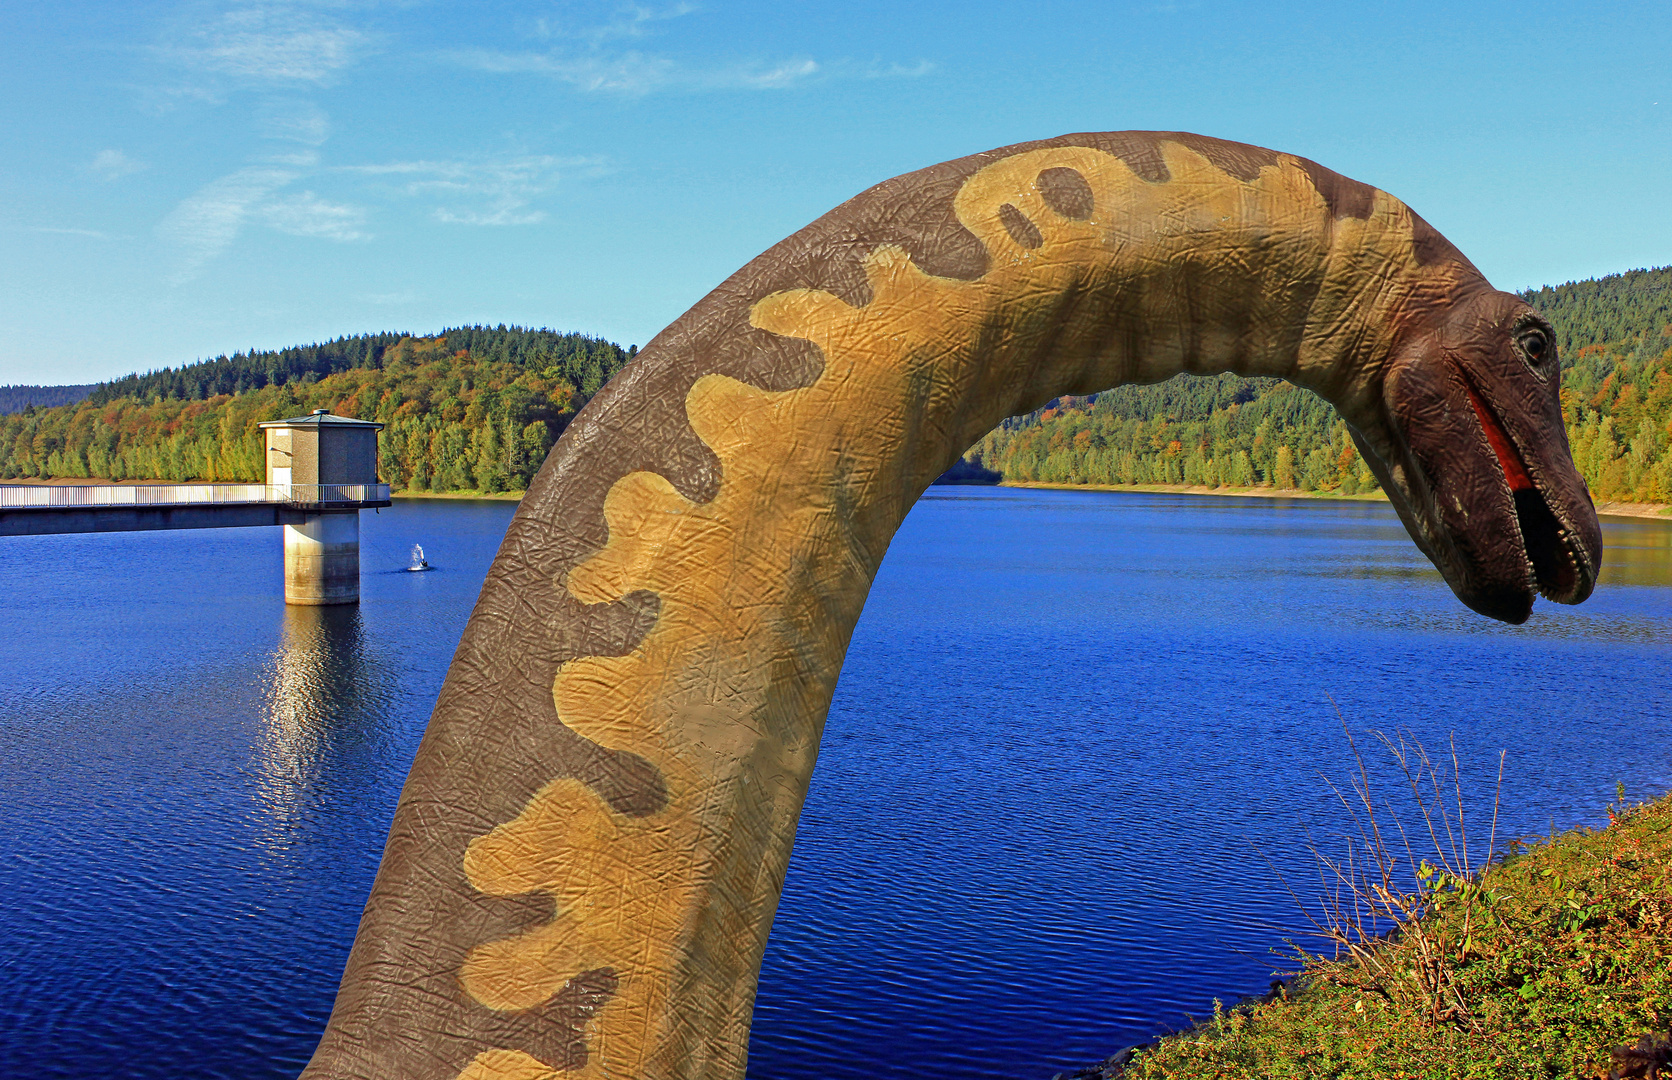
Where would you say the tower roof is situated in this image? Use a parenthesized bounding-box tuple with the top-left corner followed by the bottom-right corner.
(258, 409, 384, 431)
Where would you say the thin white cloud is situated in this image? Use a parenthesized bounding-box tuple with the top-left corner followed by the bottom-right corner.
(261, 191, 368, 241)
(434, 205, 543, 226)
(859, 59, 936, 79)
(155, 150, 593, 280)
(360, 291, 417, 305)
(158, 166, 298, 281)
(92, 150, 148, 181)
(260, 150, 322, 167)
(447, 48, 676, 94)
(258, 99, 332, 145)
(532, 3, 700, 45)
(159, 2, 368, 84)
(729, 58, 818, 90)
(444, 3, 926, 97)
(18, 226, 114, 239)
(446, 47, 826, 95)
(342, 155, 602, 226)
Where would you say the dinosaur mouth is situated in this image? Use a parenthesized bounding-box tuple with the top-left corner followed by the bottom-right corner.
(1460, 375, 1586, 603)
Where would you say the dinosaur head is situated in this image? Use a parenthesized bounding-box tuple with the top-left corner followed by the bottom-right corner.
(1348, 286, 1602, 624)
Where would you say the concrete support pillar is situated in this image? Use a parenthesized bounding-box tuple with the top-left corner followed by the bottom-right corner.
(284, 510, 360, 605)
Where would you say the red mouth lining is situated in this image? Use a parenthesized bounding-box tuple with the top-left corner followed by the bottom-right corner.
(1461, 378, 1535, 493)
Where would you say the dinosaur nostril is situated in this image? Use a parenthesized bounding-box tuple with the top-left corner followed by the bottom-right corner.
(999, 203, 1043, 248)
(1037, 166, 1095, 220)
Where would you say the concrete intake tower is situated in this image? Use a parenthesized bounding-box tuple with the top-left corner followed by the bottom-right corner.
(260, 411, 385, 605)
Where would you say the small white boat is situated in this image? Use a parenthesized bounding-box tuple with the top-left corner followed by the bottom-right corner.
(407, 544, 431, 572)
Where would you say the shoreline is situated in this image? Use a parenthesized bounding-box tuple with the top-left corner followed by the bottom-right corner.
(992, 480, 1672, 520)
(0, 477, 531, 502)
(5, 476, 1667, 520)
(1088, 789, 1672, 1079)
(997, 479, 1389, 502)
(391, 490, 525, 502)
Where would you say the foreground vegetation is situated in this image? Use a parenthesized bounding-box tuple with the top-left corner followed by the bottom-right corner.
(1114, 782, 1672, 1079)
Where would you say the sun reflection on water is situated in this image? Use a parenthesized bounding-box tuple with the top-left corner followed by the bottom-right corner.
(256, 604, 376, 838)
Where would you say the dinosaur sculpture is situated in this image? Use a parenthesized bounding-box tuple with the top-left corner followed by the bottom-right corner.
(300, 132, 1601, 1080)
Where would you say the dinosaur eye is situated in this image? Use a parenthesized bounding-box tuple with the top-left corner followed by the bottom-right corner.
(1519, 330, 1550, 362)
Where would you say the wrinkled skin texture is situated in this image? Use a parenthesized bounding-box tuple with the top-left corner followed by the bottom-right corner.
(1368, 288, 1598, 622)
(299, 132, 1600, 1080)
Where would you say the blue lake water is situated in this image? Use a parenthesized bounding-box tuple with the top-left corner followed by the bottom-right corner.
(1, 487, 1668, 1079)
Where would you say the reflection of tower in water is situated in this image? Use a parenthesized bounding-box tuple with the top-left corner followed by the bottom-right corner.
(259, 604, 374, 820)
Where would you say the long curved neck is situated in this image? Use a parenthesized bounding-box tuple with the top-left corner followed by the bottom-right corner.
(303, 135, 1470, 1080)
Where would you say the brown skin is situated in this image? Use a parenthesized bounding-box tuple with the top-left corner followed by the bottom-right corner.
(299, 133, 1600, 1080)
(1353, 286, 1599, 623)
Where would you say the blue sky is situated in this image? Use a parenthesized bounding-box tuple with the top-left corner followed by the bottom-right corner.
(2, 0, 1667, 385)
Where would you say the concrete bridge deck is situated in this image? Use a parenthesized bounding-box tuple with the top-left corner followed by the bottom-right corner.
(0, 483, 392, 537)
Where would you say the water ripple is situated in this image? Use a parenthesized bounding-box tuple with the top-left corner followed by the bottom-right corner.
(0, 491, 1667, 1079)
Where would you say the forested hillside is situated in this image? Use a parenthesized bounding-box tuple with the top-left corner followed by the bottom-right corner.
(1526, 266, 1672, 503)
(971, 375, 1373, 492)
(4, 267, 1669, 501)
(88, 325, 630, 405)
(0, 330, 630, 492)
(0, 384, 94, 415)
(971, 265, 1672, 503)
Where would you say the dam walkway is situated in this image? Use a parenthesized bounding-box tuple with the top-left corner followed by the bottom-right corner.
(0, 483, 392, 537)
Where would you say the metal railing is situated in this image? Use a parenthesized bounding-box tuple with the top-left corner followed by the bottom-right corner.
(271, 484, 392, 506)
(0, 483, 391, 509)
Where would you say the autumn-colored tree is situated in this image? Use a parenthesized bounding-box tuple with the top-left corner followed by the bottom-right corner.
(0, 334, 629, 493)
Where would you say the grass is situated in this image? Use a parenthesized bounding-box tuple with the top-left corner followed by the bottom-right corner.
(1114, 746, 1672, 1080)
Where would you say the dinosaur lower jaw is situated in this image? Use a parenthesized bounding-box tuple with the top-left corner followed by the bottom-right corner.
(1512, 486, 1584, 602)
(1462, 379, 1590, 605)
